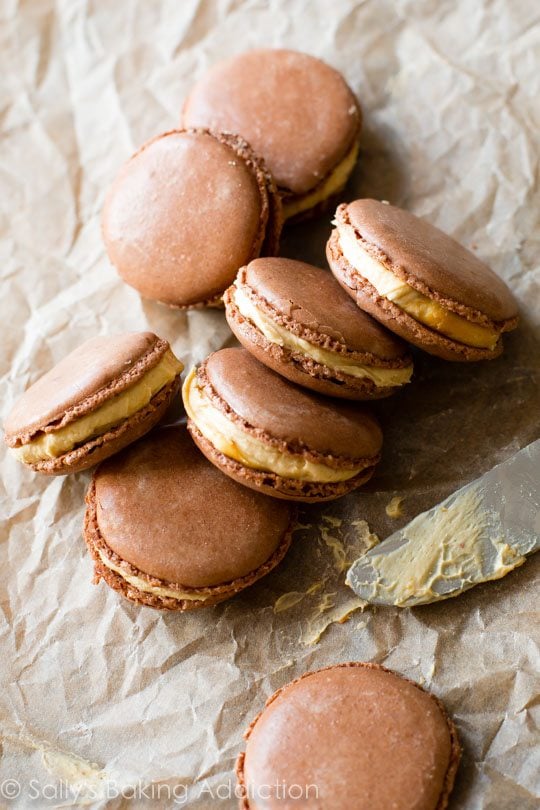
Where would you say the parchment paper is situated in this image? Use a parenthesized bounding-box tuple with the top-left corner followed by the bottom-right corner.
(1, 1, 539, 807)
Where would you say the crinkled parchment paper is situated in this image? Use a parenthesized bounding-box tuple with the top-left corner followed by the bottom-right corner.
(1, 1, 539, 807)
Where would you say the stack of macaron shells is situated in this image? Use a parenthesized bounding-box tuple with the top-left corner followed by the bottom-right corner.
(4, 332, 297, 612)
(5, 48, 519, 610)
(182, 49, 362, 222)
(102, 49, 364, 310)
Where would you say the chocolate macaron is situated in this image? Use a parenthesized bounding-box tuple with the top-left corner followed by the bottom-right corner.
(327, 199, 519, 361)
(183, 49, 361, 222)
(237, 663, 461, 810)
(224, 257, 413, 399)
(84, 427, 293, 610)
(4, 332, 183, 474)
(182, 348, 382, 502)
(102, 129, 281, 308)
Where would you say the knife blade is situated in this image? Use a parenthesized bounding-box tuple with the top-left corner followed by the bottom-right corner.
(346, 439, 540, 607)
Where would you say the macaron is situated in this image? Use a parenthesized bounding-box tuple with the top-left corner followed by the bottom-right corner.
(102, 129, 282, 308)
(224, 257, 413, 399)
(4, 332, 183, 475)
(237, 662, 461, 810)
(327, 199, 519, 361)
(182, 49, 361, 222)
(84, 426, 293, 610)
(182, 347, 382, 502)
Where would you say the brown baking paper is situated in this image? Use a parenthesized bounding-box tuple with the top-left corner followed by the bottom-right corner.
(1, 1, 539, 807)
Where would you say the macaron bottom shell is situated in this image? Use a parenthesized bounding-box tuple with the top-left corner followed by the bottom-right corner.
(182, 49, 361, 226)
(182, 356, 381, 503)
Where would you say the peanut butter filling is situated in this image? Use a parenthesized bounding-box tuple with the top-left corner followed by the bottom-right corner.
(97, 550, 213, 602)
(282, 140, 359, 219)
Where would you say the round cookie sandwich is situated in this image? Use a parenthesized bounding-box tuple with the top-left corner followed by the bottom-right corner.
(102, 129, 281, 308)
(224, 257, 413, 399)
(4, 332, 183, 474)
(182, 347, 382, 502)
(182, 49, 361, 222)
(327, 199, 519, 361)
(84, 426, 294, 610)
(237, 662, 461, 810)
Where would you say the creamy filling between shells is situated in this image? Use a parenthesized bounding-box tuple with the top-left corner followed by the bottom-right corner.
(97, 550, 214, 602)
(282, 140, 360, 219)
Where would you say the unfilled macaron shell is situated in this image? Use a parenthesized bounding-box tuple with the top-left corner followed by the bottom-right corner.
(237, 663, 461, 810)
(102, 129, 281, 308)
(224, 257, 413, 399)
(84, 426, 294, 610)
(182, 49, 360, 200)
(183, 347, 382, 502)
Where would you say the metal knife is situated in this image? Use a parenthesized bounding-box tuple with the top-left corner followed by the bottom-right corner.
(347, 440, 540, 607)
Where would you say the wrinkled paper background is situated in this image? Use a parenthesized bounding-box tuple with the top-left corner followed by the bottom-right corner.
(1, 1, 539, 807)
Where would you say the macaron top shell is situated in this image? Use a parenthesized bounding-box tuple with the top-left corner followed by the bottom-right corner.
(341, 199, 518, 323)
(94, 427, 292, 587)
(203, 348, 382, 459)
(241, 257, 409, 361)
(241, 663, 459, 810)
(183, 49, 360, 195)
(102, 130, 277, 308)
(4, 332, 167, 443)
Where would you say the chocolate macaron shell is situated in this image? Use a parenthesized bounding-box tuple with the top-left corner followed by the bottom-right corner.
(204, 348, 382, 460)
(224, 257, 412, 400)
(102, 129, 281, 308)
(345, 199, 518, 323)
(237, 663, 461, 810)
(84, 427, 293, 610)
(182, 49, 360, 212)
